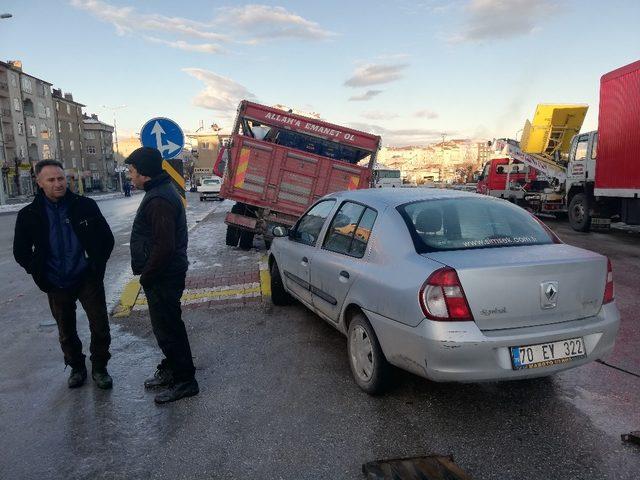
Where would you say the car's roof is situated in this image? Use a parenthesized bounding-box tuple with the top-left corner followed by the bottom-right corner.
(325, 187, 481, 210)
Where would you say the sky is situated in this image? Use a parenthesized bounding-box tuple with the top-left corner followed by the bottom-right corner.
(1, 0, 639, 146)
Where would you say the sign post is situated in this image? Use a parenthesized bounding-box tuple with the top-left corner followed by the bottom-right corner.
(140, 117, 186, 205)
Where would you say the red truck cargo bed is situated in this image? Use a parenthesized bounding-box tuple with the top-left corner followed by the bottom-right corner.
(220, 134, 372, 218)
(595, 60, 640, 196)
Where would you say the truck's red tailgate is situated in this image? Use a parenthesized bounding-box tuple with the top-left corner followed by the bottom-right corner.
(596, 60, 640, 193)
(220, 135, 371, 217)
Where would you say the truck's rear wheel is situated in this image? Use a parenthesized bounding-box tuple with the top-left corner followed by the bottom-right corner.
(239, 231, 255, 250)
(569, 193, 592, 232)
(225, 226, 240, 246)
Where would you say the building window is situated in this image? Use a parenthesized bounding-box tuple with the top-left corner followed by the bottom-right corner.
(21, 77, 32, 94)
(19, 146, 26, 158)
(84, 131, 96, 140)
(13, 98, 20, 111)
(28, 124, 36, 137)
(60, 141, 64, 151)
(77, 106, 81, 115)
(40, 123, 50, 140)
(72, 157, 77, 168)
(69, 122, 73, 133)
(9, 73, 17, 87)
(66, 104, 70, 115)
(87, 145, 96, 154)
(38, 101, 46, 118)
(70, 140, 75, 151)
(58, 121, 61, 133)
(42, 144, 51, 160)
(56, 101, 59, 111)
(45, 106, 51, 119)
(17, 122, 24, 135)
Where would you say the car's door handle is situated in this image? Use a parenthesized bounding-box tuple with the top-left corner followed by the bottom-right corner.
(339, 271, 350, 280)
(301, 256, 309, 265)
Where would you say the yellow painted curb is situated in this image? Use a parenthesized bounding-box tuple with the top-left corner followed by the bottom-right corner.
(259, 255, 271, 298)
(113, 277, 141, 318)
(134, 285, 261, 306)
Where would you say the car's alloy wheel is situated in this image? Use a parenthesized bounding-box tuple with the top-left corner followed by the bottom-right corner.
(347, 313, 389, 394)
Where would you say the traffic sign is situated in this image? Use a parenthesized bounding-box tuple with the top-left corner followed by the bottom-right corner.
(140, 117, 184, 159)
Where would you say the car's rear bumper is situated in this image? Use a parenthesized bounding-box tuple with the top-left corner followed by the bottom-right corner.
(365, 302, 620, 382)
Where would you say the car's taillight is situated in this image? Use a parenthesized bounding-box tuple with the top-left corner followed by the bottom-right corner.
(603, 258, 614, 304)
(419, 267, 474, 321)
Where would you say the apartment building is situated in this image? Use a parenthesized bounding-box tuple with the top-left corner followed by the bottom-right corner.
(52, 89, 85, 193)
(83, 114, 115, 191)
(0, 60, 58, 197)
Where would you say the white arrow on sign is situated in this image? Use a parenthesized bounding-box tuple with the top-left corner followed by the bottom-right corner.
(151, 121, 181, 156)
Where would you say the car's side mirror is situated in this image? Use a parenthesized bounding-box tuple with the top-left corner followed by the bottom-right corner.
(272, 226, 289, 237)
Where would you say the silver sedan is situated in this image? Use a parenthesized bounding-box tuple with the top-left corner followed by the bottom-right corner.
(268, 189, 620, 394)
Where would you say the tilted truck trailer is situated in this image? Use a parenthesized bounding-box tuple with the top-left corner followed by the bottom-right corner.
(216, 101, 382, 249)
(488, 59, 640, 232)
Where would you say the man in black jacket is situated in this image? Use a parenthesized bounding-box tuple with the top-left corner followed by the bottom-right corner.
(13, 160, 115, 389)
(126, 147, 198, 404)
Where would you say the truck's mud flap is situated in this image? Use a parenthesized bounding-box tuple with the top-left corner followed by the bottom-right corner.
(362, 455, 473, 480)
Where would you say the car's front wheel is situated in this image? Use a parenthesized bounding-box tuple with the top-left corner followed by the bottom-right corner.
(270, 261, 292, 306)
(347, 312, 389, 395)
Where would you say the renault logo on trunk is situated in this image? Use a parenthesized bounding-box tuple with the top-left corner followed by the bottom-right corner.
(541, 281, 559, 309)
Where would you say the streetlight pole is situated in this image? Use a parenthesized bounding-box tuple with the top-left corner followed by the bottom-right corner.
(101, 104, 126, 192)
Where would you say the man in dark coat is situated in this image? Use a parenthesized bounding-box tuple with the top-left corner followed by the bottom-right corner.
(125, 147, 199, 404)
(13, 160, 114, 389)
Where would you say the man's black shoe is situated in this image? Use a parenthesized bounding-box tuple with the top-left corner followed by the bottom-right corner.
(154, 379, 199, 404)
(144, 367, 174, 389)
(92, 367, 113, 390)
(68, 365, 87, 388)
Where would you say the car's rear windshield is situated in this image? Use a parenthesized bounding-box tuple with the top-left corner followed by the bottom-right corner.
(396, 197, 554, 253)
(203, 179, 219, 184)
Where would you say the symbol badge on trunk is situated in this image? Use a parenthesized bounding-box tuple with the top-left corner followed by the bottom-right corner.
(541, 281, 559, 309)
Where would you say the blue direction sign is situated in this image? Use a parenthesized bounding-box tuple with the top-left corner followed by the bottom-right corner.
(140, 117, 184, 159)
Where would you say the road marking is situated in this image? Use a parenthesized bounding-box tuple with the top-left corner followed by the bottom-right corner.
(131, 282, 262, 311)
(113, 277, 141, 318)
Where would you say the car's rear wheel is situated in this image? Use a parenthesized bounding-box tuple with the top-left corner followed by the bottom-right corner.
(270, 261, 292, 306)
(347, 312, 389, 395)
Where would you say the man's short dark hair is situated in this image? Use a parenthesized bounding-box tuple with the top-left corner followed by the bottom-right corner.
(35, 160, 64, 176)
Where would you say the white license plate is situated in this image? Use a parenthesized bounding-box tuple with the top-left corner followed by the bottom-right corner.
(510, 337, 586, 370)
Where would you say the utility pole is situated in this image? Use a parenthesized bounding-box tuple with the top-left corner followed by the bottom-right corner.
(101, 104, 126, 192)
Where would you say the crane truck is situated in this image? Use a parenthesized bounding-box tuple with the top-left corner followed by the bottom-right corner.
(480, 60, 640, 232)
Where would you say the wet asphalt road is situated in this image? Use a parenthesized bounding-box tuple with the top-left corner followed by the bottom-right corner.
(0, 198, 639, 479)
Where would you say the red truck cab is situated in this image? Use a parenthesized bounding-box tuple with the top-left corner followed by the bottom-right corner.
(476, 157, 538, 201)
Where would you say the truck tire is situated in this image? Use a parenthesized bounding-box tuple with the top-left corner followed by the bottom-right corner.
(270, 261, 292, 306)
(225, 225, 240, 246)
(569, 193, 592, 232)
(238, 231, 255, 250)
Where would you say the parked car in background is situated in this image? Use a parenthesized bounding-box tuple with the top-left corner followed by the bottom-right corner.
(268, 189, 620, 394)
(197, 176, 223, 201)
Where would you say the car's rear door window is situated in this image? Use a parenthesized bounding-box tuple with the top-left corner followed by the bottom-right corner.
(323, 202, 377, 258)
(291, 200, 336, 246)
(397, 197, 554, 252)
